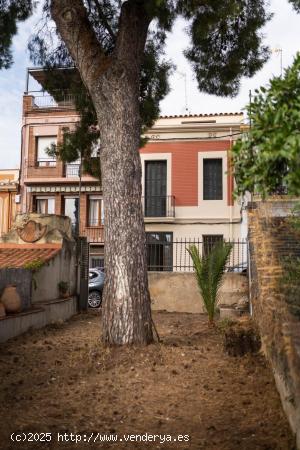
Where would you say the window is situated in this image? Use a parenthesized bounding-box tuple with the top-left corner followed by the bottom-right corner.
(203, 235, 224, 257)
(36, 197, 55, 214)
(146, 232, 173, 271)
(90, 256, 104, 269)
(203, 158, 223, 200)
(145, 161, 167, 217)
(64, 197, 79, 230)
(88, 196, 104, 226)
(36, 136, 57, 167)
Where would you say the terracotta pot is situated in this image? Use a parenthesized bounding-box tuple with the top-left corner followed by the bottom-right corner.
(1, 285, 21, 314)
(0, 302, 6, 318)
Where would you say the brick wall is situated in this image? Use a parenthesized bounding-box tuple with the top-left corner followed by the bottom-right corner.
(248, 201, 300, 447)
(26, 126, 64, 179)
(55, 194, 62, 215)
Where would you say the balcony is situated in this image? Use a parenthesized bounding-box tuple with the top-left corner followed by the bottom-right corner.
(79, 223, 104, 243)
(142, 195, 175, 219)
(25, 159, 64, 179)
(25, 93, 77, 111)
(65, 164, 80, 178)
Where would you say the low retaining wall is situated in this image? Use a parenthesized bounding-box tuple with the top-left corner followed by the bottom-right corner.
(0, 296, 77, 343)
(148, 272, 248, 313)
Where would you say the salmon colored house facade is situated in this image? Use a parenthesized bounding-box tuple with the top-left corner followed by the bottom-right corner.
(0, 169, 19, 237)
(20, 68, 246, 269)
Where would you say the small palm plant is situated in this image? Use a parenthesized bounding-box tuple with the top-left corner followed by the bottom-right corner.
(188, 242, 233, 326)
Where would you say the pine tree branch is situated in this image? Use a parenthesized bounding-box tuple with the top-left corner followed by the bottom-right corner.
(114, 1, 151, 76)
(50, 0, 111, 91)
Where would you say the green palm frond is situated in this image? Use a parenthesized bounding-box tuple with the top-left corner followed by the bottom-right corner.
(188, 242, 233, 323)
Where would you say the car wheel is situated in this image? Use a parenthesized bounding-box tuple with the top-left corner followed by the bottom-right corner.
(88, 290, 102, 308)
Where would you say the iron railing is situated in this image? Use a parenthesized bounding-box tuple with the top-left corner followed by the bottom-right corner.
(31, 93, 76, 109)
(142, 195, 175, 218)
(146, 237, 248, 272)
(79, 223, 104, 243)
(65, 164, 80, 178)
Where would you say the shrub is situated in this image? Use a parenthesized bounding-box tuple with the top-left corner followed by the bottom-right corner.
(58, 281, 69, 295)
(188, 242, 233, 325)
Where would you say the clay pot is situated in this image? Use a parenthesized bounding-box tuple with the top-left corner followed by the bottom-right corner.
(0, 302, 6, 318)
(1, 285, 21, 314)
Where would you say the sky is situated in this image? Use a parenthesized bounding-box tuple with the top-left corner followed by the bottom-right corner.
(0, 0, 299, 169)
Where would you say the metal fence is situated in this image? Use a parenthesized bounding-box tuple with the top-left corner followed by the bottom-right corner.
(79, 223, 104, 243)
(146, 237, 248, 272)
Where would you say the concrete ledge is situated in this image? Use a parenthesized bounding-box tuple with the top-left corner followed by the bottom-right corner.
(35, 296, 77, 323)
(0, 296, 77, 343)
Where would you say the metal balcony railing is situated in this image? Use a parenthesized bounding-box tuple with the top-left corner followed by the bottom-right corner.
(142, 195, 175, 218)
(65, 164, 80, 178)
(79, 223, 104, 243)
(31, 93, 76, 109)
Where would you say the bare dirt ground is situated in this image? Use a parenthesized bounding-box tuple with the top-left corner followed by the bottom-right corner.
(0, 311, 295, 450)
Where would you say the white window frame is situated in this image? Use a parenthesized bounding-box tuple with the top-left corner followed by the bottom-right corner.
(198, 151, 227, 206)
(140, 153, 172, 198)
(88, 195, 104, 227)
(36, 136, 57, 167)
(36, 196, 55, 214)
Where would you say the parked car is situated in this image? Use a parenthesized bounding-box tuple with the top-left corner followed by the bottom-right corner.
(88, 268, 105, 308)
(227, 263, 247, 274)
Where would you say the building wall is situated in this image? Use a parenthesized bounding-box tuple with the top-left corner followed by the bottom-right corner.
(140, 140, 233, 207)
(21, 92, 245, 263)
(0, 170, 19, 236)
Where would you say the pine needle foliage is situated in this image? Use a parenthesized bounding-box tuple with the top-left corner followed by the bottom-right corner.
(188, 242, 233, 325)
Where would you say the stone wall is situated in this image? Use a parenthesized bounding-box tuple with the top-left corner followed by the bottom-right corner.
(149, 271, 248, 314)
(248, 200, 300, 448)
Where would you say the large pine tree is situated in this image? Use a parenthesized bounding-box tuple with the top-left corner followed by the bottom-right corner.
(2, 0, 297, 345)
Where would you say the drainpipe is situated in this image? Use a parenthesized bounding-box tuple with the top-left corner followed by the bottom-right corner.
(229, 127, 233, 240)
(77, 150, 83, 237)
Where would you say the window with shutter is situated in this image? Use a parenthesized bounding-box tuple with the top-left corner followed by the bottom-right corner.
(203, 158, 223, 200)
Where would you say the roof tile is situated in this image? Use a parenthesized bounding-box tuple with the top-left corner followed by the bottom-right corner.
(0, 243, 62, 269)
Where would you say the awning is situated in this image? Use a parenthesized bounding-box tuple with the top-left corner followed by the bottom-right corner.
(28, 185, 102, 193)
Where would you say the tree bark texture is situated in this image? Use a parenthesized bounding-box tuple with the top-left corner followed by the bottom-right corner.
(51, 0, 153, 344)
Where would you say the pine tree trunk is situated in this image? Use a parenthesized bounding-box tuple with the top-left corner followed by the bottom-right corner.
(96, 74, 153, 345)
(50, 0, 153, 345)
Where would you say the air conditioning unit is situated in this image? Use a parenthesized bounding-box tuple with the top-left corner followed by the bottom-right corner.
(15, 194, 21, 204)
